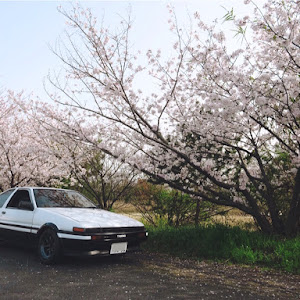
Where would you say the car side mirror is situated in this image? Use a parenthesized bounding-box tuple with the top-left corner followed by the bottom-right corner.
(18, 200, 34, 211)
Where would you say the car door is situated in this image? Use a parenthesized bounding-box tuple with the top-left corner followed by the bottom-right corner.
(0, 189, 16, 239)
(1, 189, 35, 242)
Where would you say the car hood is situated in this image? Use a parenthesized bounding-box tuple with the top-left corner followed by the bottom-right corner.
(42, 207, 143, 228)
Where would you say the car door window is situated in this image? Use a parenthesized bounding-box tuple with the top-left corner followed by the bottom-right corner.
(6, 190, 33, 210)
(0, 189, 15, 207)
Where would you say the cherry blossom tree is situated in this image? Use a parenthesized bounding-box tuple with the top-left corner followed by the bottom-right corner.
(68, 149, 137, 210)
(25, 100, 138, 210)
(0, 91, 68, 191)
(49, 0, 300, 236)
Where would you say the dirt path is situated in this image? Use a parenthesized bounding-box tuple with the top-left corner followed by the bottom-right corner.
(144, 252, 300, 299)
(0, 244, 299, 299)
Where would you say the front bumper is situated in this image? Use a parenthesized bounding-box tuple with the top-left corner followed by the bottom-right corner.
(58, 226, 148, 256)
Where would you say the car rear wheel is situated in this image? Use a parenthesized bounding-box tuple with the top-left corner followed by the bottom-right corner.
(38, 228, 61, 264)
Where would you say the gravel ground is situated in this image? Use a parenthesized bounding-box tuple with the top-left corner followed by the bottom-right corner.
(0, 243, 299, 300)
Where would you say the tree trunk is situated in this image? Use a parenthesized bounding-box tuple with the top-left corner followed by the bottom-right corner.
(286, 168, 300, 236)
(195, 198, 200, 226)
(252, 212, 273, 235)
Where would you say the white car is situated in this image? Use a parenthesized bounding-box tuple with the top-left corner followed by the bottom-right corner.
(0, 187, 148, 264)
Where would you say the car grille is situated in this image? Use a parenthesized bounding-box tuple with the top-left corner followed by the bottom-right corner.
(85, 226, 145, 234)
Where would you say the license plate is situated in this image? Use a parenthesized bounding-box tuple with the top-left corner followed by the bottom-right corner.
(110, 242, 128, 254)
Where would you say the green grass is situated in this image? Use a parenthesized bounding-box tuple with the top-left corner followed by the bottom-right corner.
(143, 224, 300, 274)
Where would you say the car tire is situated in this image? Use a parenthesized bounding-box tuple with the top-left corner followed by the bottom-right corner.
(38, 228, 61, 264)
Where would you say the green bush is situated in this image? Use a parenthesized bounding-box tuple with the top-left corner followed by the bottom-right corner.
(143, 224, 300, 274)
(131, 180, 216, 227)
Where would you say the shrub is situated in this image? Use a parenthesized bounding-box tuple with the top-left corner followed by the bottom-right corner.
(131, 180, 216, 227)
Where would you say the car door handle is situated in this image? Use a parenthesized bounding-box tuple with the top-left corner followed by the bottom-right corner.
(1, 211, 5, 214)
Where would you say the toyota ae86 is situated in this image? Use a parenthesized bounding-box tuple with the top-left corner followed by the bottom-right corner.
(0, 187, 148, 264)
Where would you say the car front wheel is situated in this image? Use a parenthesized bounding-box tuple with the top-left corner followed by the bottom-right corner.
(38, 228, 61, 264)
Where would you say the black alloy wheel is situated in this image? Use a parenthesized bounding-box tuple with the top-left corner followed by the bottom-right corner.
(38, 228, 61, 264)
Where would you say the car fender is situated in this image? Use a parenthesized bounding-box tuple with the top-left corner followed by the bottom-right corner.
(37, 223, 59, 237)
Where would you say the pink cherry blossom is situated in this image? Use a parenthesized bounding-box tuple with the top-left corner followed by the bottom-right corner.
(39, 0, 300, 236)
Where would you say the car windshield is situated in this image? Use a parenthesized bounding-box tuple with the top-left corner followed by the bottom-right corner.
(33, 189, 96, 208)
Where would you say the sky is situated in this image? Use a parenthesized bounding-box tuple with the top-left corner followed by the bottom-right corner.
(0, 0, 249, 99)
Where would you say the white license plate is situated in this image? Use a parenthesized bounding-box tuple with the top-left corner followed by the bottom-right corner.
(110, 242, 128, 254)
